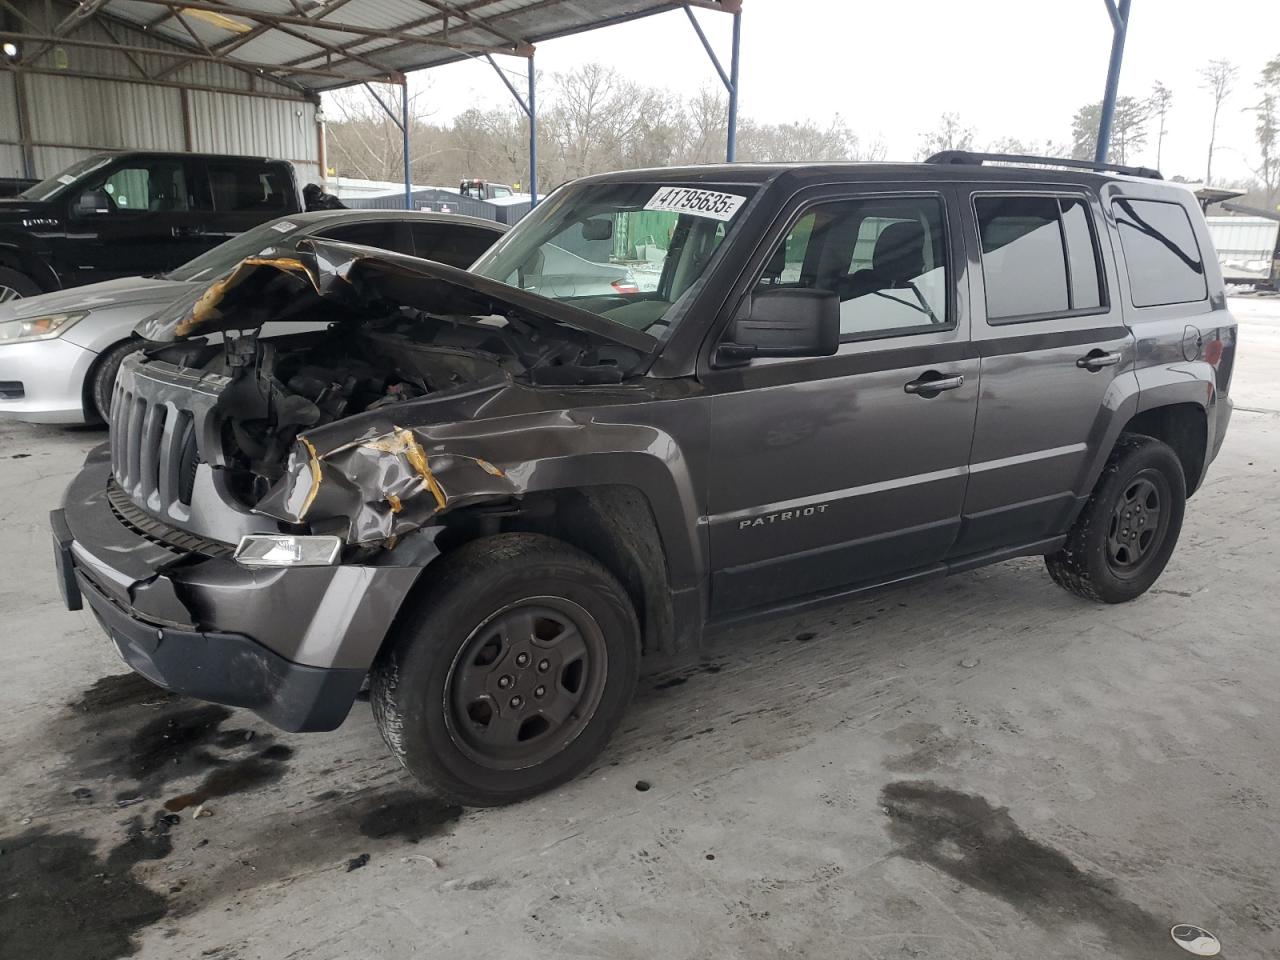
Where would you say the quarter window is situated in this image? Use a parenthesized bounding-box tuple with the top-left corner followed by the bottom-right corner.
(756, 195, 950, 339)
(975, 195, 1104, 322)
(1112, 198, 1207, 307)
(207, 163, 291, 213)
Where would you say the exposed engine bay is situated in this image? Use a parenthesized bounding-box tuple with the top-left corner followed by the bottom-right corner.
(144, 320, 514, 503)
(124, 240, 653, 543)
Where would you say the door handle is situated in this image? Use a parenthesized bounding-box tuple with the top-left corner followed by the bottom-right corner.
(171, 225, 204, 238)
(1076, 350, 1122, 371)
(904, 372, 964, 396)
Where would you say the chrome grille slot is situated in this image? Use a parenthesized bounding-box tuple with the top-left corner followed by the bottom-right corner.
(107, 353, 232, 530)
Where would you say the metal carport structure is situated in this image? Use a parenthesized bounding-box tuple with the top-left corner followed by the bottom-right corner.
(1, 0, 744, 208)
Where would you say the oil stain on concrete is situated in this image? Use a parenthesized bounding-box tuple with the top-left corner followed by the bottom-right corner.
(3, 673, 468, 958)
(0, 821, 171, 960)
(880, 780, 1170, 958)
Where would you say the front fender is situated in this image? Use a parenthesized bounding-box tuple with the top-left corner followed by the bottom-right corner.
(256, 415, 707, 591)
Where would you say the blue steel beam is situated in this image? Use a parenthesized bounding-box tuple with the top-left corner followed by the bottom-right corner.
(484, 52, 538, 206)
(401, 79, 411, 209)
(684, 4, 741, 162)
(1095, 0, 1131, 166)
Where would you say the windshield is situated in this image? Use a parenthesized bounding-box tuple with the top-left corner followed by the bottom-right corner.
(165, 216, 310, 282)
(17, 156, 113, 202)
(470, 181, 758, 338)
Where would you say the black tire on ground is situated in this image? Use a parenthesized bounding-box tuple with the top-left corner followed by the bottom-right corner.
(89, 340, 142, 422)
(371, 533, 640, 807)
(0, 266, 41, 302)
(1045, 433, 1186, 604)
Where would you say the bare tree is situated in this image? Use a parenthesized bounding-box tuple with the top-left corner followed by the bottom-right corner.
(321, 61, 882, 188)
(1252, 55, 1280, 208)
(915, 113, 974, 161)
(1109, 96, 1149, 165)
(1070, 97, 1146, 165)
(1200, 58, 1238, 184)
(1149, 81, 1173, 169)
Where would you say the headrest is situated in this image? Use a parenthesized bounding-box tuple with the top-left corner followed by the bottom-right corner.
(873, 220, 925, 283)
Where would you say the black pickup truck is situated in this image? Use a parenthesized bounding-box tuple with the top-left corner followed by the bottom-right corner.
(0, 151, 301, 301)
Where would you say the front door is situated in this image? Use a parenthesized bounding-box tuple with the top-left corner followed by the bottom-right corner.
(61, 157, 211, 283)
(953, 190, 1135, 556)
(704, 188, 979, 616)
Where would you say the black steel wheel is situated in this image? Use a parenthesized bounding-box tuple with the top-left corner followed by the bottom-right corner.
(371, 533, 639, 807)
(1104, 471, 1170, 577)
(446, 598, 609, 770)
(1046, 433, 1186, 603)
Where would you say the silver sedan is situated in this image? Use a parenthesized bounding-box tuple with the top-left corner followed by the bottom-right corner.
(0, 209, 504, 424)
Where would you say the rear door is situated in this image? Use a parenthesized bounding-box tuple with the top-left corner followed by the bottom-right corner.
(953, 187, 1135, 557)
(704, 185, 980, 615)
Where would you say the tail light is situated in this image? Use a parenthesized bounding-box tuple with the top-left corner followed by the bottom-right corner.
(610, 278, 640, 295)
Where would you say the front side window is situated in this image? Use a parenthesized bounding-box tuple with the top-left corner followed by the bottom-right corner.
(755, 195, 950, 339)
(471, 181, 758, 338)
(319, 220, 413, 256)
(975, 195, 1104, 322)
(1113, 198, 1207, 307)
(73, 160, 190, 216)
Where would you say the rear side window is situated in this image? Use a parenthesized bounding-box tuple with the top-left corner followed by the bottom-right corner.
(1112, 198, 1207, 307)
(975, 195, 1104, 323)
(755, 194, 951, 340)
(208, 163, 291, 213)
(411, 223, 501, 268)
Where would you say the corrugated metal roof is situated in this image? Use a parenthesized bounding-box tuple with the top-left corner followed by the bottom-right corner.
(9, 0, 738, 92)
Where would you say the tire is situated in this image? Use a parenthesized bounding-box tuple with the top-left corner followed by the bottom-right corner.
(371, 533, 640, 807)
(89, 340, 142, 422)
(1045, 434, 1186, 603)
(0, 266, 41, 302)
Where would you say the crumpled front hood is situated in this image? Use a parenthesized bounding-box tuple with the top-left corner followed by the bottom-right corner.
(0, 275, 198, 322)
(134, 238, 657, 354)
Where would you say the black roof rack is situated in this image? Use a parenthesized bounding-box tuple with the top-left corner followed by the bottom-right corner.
(926, 150, 1162, 181)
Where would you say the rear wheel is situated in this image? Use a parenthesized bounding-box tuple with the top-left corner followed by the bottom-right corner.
(89, 340, 142, 422)
(1045, 434, 1186, 603)
(0, 266, 40, 302)
(371, 533, 640, 807)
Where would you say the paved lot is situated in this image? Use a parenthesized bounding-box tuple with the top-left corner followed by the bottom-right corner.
(2, 297, 1279, 960)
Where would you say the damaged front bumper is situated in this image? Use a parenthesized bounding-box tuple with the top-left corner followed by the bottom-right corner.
(54, 445, 438, 732)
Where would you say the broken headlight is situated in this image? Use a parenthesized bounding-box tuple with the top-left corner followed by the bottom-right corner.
(233, 534, 342, 567)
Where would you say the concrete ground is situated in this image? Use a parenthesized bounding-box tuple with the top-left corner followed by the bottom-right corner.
(2, 298, 1279, 960)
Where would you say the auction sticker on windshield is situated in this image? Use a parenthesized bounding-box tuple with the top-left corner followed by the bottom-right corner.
(644, 187, 746, 222)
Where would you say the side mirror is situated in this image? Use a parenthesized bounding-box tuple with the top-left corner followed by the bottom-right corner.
(716, 287, 840, 365)
(71, 188, 112, 217)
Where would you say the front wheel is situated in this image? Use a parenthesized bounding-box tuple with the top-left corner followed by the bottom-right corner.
(1045, 434, 1186, 603)
(0, 266, 40, 302)
(371, 533, 640, 807)
(89, 339, 142, 422)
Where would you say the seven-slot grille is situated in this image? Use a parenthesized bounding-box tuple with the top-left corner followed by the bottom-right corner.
(109, 378, 199, 511)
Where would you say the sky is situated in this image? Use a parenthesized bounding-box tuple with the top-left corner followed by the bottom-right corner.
(344, 0, 1280, 187)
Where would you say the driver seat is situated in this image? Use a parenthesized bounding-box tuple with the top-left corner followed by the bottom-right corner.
(840, 220, 925, 301)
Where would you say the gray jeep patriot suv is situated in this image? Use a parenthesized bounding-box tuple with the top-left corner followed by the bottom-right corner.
(52, 152, 1236, 806)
